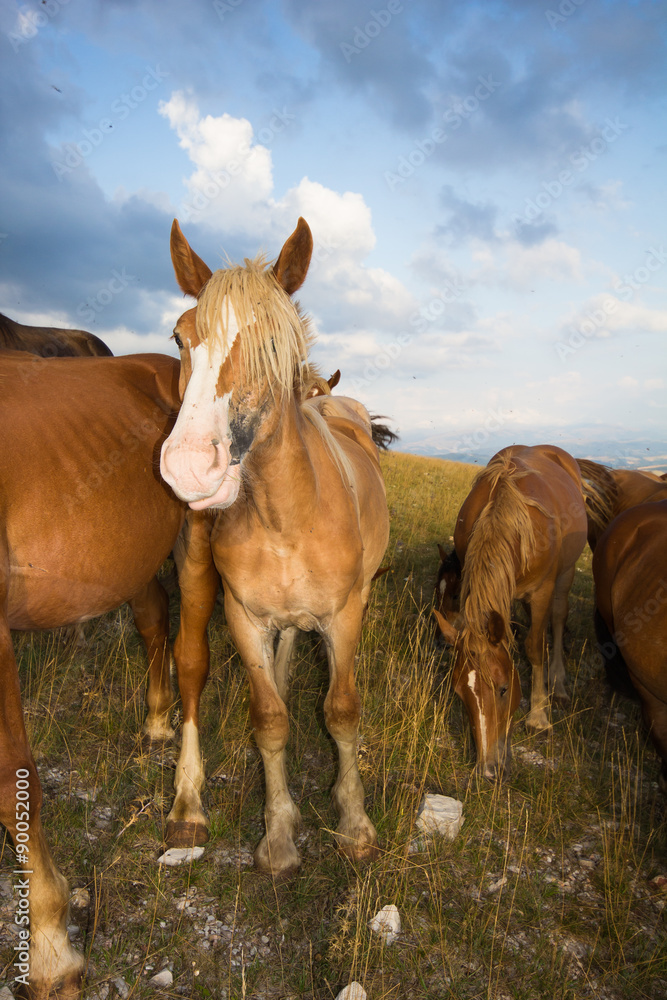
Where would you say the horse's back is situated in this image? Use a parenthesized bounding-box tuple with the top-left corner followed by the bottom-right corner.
(0, 353, 183, 629)
(0, 312, 113, 357)
(456, 444, 586, 562)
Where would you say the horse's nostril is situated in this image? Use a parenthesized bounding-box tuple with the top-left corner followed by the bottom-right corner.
(211, 438, 220, 446)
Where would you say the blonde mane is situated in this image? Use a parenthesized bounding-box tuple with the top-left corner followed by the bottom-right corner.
(195, 254, 355, 487)
(461, 454, 549, 661)
(196, 254, 315, 397)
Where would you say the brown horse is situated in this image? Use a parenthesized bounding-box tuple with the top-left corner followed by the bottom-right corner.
(593, 500, 667, 790)
(576, 459, 667, 550)
(434, 445, 588, 780)
(159, 218, 389, 876)
(0, 351, 184, 997)
(0, 310, 112, 357)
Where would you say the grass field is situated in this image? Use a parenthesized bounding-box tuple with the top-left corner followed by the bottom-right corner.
(1, 450, 666, 999)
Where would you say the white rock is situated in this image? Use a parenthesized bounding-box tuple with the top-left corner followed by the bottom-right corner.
(335, 984, 367, 1000)
(1, 988, 16, 1000)
(157, 847, 205, 866)
(149, 969, 173, 988)
(416, 794, 464, 841)
(113, 977, 130, 999)
(368, 903, 401, 944)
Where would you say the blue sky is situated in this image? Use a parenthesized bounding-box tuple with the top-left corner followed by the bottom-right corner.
(1, 0, 666, 460)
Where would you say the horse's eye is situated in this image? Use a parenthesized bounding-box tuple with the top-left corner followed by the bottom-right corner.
(499, 685, 508, 698)
(173, 333, 184, 350)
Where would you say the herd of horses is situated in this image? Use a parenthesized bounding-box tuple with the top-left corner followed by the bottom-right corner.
(1, 219, 665, 997)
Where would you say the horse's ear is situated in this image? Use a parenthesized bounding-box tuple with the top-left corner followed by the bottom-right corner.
(437, 543, 448, 562)
(486, 611, 505, 646)
(433, 609, 458, 646)
(170, 219, 213, 298)
(328, 369, 341, 390)
(273, 217, 313, 295)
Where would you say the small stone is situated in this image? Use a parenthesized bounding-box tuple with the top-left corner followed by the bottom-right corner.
(416, 794, 464, 841)
(368, 904, 401, 945)
(113, 977, 130, 999)
(335, 984, 367, 1000)
(157, 847, 205, 866)
(1, 988, 15, 1000)
(149, 970, 173, 988)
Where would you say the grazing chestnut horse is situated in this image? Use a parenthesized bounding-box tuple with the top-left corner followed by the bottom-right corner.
(160, 218, 389, 876)
(434, 445, 588, 780)
(593, 500, 667, 789)
(576, 458, 667, 550)
(0, 309, 112, 357)
(0, 351, 184, 997)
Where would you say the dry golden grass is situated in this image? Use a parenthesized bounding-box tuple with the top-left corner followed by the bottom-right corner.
(1, 451, 666, 1000)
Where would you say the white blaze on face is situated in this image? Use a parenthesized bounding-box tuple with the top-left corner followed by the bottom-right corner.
(467, 668, 488, 761)
(160, 300, 242, 510)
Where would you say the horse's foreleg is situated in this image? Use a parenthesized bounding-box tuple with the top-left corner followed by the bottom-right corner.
(166, 516, 218, 848)
(227, 599, 300, 876)
(0, 622, 83, 998)
(130, 577, 174, 741)
(549, 566, 575, 706)
(524, 594, 552, 732)
(324, 599, 378, 862)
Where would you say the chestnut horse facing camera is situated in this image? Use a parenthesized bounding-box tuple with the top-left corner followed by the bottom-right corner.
(160, 218, 389, 877)
(0, 352, 184, 998)
(434, 445, 589, 781)
(593, 499, 667, 790)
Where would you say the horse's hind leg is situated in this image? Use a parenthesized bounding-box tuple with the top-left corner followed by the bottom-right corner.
(274, 626, 298, 702)
(226, 597, 301, 876)
(324, 599, 378, 862)
(0, 618, 83, 997)
(548, 566, 575, 706)
(524, 592, 552, 732)
(130, 577, 175, 741)
(166, 515, 219, 848)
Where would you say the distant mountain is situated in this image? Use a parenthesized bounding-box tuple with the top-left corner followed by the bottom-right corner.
(397, 426, 667, 472)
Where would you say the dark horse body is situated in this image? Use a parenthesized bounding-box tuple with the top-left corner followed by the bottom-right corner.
(593, 500, 667, 789)
(576, 459, 667, 550)
(0, 351, 184, 997)
(0, 310, 112, 358)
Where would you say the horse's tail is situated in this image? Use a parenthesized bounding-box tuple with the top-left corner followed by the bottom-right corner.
(576, 458, 618, 537)
(370, 415, 399, 451)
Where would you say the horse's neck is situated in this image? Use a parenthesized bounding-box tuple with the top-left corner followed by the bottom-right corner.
(243, 397, 319, 531)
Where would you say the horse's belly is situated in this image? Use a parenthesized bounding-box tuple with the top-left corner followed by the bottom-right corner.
(6, 501, 182, 630)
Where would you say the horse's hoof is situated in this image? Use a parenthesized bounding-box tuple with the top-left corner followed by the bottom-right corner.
(16, 968, 83, 1000)
(345, 839, 380, 864)
(524, 716, 551, 734)
(165, 820, 209, 848)
(254, 836, 300, 878)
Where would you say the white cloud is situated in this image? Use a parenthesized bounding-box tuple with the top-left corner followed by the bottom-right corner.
(473, 239, 584, 291)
